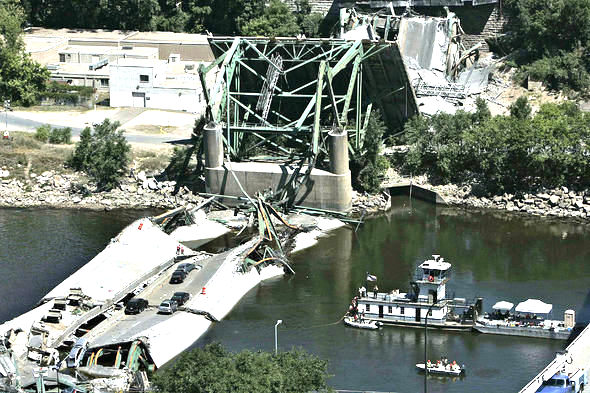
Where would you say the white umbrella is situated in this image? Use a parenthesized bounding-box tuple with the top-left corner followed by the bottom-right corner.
(515, 299, 552, 314)
(492, 301, 514, 311)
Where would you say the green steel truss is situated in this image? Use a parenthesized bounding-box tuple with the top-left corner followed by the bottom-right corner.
(199, 37, 418, 160)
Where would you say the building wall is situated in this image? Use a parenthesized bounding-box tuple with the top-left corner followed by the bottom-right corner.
(109, 64, 205, 113)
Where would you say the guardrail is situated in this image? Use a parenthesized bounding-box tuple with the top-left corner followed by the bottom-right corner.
(519, 322, 590, 393)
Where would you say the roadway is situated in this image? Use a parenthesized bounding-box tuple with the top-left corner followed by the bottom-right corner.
(2, 109, 186, 145)
(88, 251, 231, 348)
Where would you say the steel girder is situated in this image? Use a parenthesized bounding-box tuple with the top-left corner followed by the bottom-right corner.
(199, 37, 417, 159)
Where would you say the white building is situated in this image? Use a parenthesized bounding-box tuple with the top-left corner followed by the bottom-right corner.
(109, 56, 213, 114)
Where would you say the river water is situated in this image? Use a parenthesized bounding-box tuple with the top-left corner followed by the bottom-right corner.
(1, 200, 589, 392)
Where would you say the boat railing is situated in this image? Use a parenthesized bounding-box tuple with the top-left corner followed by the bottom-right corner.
(414, 273, 447, 284)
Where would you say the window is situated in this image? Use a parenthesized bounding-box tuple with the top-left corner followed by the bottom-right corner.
(59, 54, 66, 62)
(428, 309, 432, 316)
(140, 74, 149, 83)
(365, 304, 370, 312)
(100, 78, 109, 87)
(388, 306, 393, 313)
(400, 307, 405, 315)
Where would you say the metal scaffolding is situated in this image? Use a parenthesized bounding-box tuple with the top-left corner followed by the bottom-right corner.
(198, 37, 418, 161)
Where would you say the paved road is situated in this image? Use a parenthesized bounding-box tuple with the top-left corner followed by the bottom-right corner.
(89, 251, 230, 348)
(3, 111, 183, 145)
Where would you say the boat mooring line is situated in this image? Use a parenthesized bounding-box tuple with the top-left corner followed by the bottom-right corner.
(283, 314, 346, 331)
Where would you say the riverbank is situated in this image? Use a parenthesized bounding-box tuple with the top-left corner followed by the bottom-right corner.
(383, 170, 590, 222)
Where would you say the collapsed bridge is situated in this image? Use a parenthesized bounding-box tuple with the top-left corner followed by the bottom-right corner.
(198, 37, 418, 211)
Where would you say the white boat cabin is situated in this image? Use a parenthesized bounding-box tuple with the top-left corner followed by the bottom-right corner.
(355, 255, 453, 324)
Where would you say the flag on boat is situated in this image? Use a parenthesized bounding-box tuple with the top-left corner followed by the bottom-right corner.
(366, 273, 377, 282)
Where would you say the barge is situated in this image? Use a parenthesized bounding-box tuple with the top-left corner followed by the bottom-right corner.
(349, 255, 481, 331)
(474, 299, 575, 340)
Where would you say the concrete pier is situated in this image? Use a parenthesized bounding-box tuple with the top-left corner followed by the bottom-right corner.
(203, 122, 224, 169)
(205, 162, 352, 211)
(203, 126, 353, 211)
(328, 128, 349, 176)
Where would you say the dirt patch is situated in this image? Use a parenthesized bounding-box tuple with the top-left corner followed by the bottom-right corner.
(129, 125, 179, 135)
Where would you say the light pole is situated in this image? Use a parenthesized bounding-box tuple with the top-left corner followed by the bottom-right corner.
(3, 100, 10, 133)
(424, 301, 442, 393)
(274, 319, 282, 355)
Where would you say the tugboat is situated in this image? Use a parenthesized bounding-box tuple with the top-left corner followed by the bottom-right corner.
(347, 255, 482, 331)
(416, 357, 465, 376)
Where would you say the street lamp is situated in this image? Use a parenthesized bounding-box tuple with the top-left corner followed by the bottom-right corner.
(424, 300, 442, 393)
(3, 100, 10, 134)
(274, 319, 283, 355)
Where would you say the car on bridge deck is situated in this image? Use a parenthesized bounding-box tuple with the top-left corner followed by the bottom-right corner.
(158, 300, 178, 314)
(171, 292, 190, 306)
(170, 270, 187, 284)
(66, 337, 89, 368)
(125, 298, 149, 315)
(176, 263, 197, 274)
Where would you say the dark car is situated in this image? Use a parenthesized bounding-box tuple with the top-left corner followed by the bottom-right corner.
(125, 298, 149, 314)
(171, 292, 190, 306)
(169, 270, 186, 284)
(176, 263, 196, 274)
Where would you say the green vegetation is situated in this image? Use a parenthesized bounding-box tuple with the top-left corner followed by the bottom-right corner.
(21, 0, 324, 37)
(499, 0, 590, 94)
(402, 98, 590, 195)
(351, 111, 390, 193)
(34, 124, 71, 144)
(0, 1, 49, 106)
(68, 119, 130, 190)
(152, 343, 332, 393)
(41, 82, 94, 106)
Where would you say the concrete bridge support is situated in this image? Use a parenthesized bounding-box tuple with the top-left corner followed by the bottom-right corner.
(203, 128, 353, 212)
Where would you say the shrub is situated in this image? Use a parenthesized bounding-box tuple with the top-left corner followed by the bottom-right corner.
(34, 124, 51, 142)
(68, 119, 130, 190)
(48, 127, 72, 144)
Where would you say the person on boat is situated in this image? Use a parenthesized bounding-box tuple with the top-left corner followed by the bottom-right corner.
(373, 285, 379, 299)
(359, 286, 366, 297)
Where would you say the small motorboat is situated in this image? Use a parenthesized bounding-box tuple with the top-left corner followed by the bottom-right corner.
(343, 316, 381, 330)
(416, 358, 465, 376)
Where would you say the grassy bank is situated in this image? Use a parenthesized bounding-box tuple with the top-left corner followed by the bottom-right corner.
(0, 132, 172, 182)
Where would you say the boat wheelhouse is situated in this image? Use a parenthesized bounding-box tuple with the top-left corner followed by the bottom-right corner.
(350, 255, 481, 331)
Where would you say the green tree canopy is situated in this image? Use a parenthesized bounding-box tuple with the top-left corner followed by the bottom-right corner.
(152, 343, 332, 393)
(68, 119, 131, 191)
(242, 0, 300, 37)
(0, 0, 49, 106)
(402, 99, 590, 194)
(501, 0, 590, 93)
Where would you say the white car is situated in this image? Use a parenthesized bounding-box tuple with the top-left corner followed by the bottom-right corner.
(66, 337, 89, 368)
(158, 300, 178, 314)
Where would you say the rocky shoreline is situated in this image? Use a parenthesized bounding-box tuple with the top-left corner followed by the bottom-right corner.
(1, 168, 589, 223)
(385, 173, 590, 222)
(0, 170, 202, 210)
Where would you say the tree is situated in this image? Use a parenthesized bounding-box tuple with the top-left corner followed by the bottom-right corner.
(68, 119, 130, 191)
(509, 96, 532, 120)
(242, 0, 300, 37)
(351, 111, 390, 193)
(501, 0, 590, 93)
(0, 1, 49, 106)
(152, 343, 332, 393)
